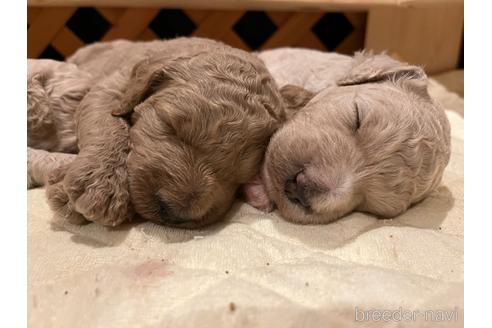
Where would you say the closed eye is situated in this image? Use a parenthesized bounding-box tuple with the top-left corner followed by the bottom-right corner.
(354, 102, 361, 131)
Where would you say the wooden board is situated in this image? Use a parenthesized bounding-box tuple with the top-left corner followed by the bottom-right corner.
(27, 3, 463, 73)
(27, 7, 367, 59)
(27, 7, 76, 58)
(28, 0, 463, 11)
(365, 3, 464, 74)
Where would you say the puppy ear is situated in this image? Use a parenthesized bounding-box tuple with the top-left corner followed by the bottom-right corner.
(280, 84, 316, 116)
(30, 71, 52, 89)
(338, 51, 429, 98)
(112, 59, 172, 117)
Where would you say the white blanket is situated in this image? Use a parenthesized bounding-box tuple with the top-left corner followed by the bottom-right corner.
(28, 55, 463, 327)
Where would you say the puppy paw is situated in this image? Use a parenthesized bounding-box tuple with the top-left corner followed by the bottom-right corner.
(62, 152, 132, 226)
(46, 182, 88, 225)
(241, 175, 274, 212)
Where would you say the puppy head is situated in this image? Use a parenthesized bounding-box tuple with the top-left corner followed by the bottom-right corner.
(261, 52, 451, 224)
(116, 51, 286, 228)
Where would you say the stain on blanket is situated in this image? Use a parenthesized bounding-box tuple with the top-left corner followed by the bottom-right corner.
(133, 260, 171, 280)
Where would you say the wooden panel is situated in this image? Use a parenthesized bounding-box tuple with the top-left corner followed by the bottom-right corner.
(267, 11, 291, 26)
(293, 33, 326, 51)
(51, 27, 84, 57)
(220, 31, 250, 50)
(335, 12, 366, 54)
(27, 7, 76, 58)
(294, 32, 326, 51)
(345, 12, 366, 28)
(261, 12, 323, 49)
(102, 8, 160, 41)
(96, 7, 125, 24)
(27, 3, 463, 75)
(185, 10, 209, 25)
(27, 7, 370, 60)
(192, 10, 245, 39)
(137, 28, 159, 41)
(27, 7, 42, 25)
(365, 3, 464, 74)
(27, 0, 463, 11)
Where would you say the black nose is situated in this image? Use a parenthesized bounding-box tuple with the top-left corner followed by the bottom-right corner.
(284, 171, 311, 208)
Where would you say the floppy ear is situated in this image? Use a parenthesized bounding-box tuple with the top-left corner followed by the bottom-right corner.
(29, 70, 52, 89)
(112, 59, 172, 117)
(337, 51, 429, 98)
(280, 84, 316, 117)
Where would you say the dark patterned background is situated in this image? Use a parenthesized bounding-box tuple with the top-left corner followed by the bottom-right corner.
(28, 7, 367, 61)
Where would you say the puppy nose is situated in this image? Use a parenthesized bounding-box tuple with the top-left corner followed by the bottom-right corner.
(157, 200, 190, 226)
(158, 199, 171, 218)
(284, 171, 311, 208)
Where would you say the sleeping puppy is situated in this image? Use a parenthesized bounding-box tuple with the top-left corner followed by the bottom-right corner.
(31, 38, 294, 228)
(243, 49, 451, 224)
(27, 59, 91, 154)
(27, 59, 90, 188)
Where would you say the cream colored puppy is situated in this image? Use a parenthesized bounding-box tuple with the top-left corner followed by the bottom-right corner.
(243, 49, 451, 224)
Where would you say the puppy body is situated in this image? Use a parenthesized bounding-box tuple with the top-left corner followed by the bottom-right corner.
(27, 59, 92, 188)
(27, 59, 92, 153)
(247, 49, 451, 224)
(32, 38, 290, 227)
(259, 48, 353, 92)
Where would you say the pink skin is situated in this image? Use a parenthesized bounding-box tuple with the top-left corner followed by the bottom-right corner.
(240, 175, 274, 212)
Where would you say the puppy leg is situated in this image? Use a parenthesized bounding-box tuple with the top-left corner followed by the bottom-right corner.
(39, 161, 87, 225)
(27, 147, 76, 189)
(52, 71, 133, 226)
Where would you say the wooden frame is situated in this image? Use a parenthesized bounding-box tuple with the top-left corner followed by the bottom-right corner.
(27, 0, 464, 74)
(27, 0, 462, 10)
(366, 4, 464, 73)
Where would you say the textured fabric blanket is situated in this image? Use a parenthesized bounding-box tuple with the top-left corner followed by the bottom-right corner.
(28, 50, 463, 328)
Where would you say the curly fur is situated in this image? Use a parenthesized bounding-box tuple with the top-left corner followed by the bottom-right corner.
(27, 59, 91, 188)
(30, 38, 291, 228)
(27, 59, 92, 153)
(244, 50, 451, 224)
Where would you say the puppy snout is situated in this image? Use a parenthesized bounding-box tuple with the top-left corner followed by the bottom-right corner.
(157, 200, 191, 226)
(284, 170, 314, 208)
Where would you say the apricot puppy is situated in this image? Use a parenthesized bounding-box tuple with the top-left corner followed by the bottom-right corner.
(32, 38, 294, 228)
